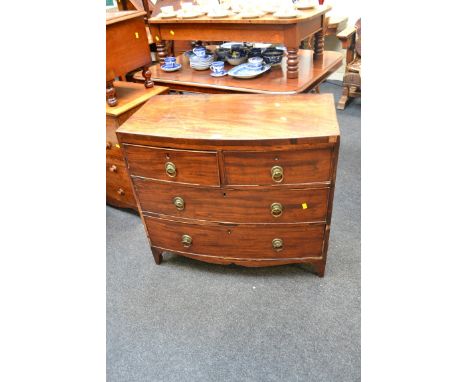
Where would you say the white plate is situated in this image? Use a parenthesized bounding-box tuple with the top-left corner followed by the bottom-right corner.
(227, 63, 271, 79)
(157, 12, 177, 18)
(220, 42, 244, 49)
(253, 43, 272, 49)
(177, 11, 204, 18)
(207, 11, 230, 18)
(295, 3, 315, 10)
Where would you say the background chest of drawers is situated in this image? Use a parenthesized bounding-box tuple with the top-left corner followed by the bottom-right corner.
(117, 94, 340, 277)
(106, 81, 168, 210)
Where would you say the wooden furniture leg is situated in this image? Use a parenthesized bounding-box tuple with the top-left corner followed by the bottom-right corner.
(286, 47, 299, 79)
(337, 85, 350, 110)
(106, 80, 117, 107)
(313, 29, 324, 61)
(151, 247, 163, 265)
(313, 261, 325, 277)
(142, 65, 154, 88)
(156, 40, 167, 64)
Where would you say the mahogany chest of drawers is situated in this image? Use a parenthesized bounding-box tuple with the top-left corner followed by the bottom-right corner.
(106, 81, 169, 210)
(117, 94, 340, 276)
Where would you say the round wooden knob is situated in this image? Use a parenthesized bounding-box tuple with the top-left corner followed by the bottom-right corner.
(109, 165, 117, 172)
(117, 188, 125, 196)
(106, 142, 112, 150)
(272, 238, 283, 252)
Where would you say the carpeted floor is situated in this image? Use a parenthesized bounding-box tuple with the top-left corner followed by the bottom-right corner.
(107, 81, 361, 382)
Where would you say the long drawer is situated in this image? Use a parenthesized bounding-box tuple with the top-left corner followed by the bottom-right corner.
(144, 215, 325, 260)
(223, 148, 333, 185)
(134, 177, 329, 223)
(123, 144, 220, 186)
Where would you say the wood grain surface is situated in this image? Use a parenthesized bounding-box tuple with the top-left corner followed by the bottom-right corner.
(116, 93, 339, 143)
(132, 50, 343, 95)
(144, 215, 326, 260)
(134, 177, 329, 223)
(123, 144, 220, 186)
(223, 148, 333, 185)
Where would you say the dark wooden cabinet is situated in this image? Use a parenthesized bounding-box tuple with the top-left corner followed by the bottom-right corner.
(106, 10, 154, 106)
(117, 94, 340, 276)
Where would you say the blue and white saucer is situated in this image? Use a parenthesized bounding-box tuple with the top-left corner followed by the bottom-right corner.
(161, 63, 182, 72)
(210, 70, 228, 77)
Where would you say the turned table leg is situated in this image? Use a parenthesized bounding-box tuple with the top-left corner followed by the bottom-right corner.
(151, 247, 163, 265)
(156, 40, 167, 65)
(142, 65, 154, 88)
(314, 29, 324, 61)
(106, 80, 117, 107)
(286, 47, 299, 79)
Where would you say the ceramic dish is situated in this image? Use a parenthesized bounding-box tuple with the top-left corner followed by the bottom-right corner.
(294, 2, 315, 10)
(157, 12, 177, 18)
(262, 49, 284, 66)
(161, 63, 182, 72)
(176, 10, 204, 18)
(210, 70, 228, 77)
(226, 56, 247, 66)
(227, 63, 271, 79)
(220, 42, 244, 49)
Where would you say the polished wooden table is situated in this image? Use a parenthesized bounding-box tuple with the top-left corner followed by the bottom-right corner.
(148, 5, 332, 79)
(106, 10, 154, 106)
(133, 50, 342, 94)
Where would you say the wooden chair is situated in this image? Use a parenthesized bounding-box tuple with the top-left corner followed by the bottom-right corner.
(337, 18, 361, 110)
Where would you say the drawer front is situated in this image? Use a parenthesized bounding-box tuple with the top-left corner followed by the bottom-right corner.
(106, 160, 136, 209)
(123, 145, 220, 186)
(134, 178, 329, 223)
(223, 149, 333, 185)
(144, 215, 325, 260)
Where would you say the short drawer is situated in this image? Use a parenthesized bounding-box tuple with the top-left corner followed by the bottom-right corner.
(123, 144, 220, 186)
(144, 215, 325, 260)
(106, 166, 135, 209)
(134, 178, 329, 223)
(223, 149, 333, 185)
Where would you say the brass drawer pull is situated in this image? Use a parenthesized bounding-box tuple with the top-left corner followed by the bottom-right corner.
(271, 165, 284, 183)
(117, 188, 125, 196)
(181, 234, 192, 248)
(165, 161, 177, 177)
(109, 164, 117, 173)
(272, 238, 283, 252)
(173, 196, 185, 211)
(270, 202, 283, 217)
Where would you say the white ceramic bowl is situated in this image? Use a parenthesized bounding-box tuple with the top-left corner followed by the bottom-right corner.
(226, 56, 247, 66)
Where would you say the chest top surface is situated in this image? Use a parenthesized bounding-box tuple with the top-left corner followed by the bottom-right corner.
(117, 94, 339, 143)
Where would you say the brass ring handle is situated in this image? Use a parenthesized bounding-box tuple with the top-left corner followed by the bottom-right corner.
(109, 165, 117, 172)
(270, 202, 283, 217)
(173, 196, 185, 211)
(165, 161, 177, 177)
(181, 234, 192, 248)
(271, 165, 284, 183)
(272, 238, 283, 252)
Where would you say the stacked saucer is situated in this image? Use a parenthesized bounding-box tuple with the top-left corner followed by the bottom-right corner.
(189, 54, 214, 70)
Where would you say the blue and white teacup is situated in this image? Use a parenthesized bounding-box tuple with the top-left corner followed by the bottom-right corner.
(164, 56, 177, 68)
(210, 61, 225, 74)
(193, 47, 206, 58)
(248, 57, 263, 69)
